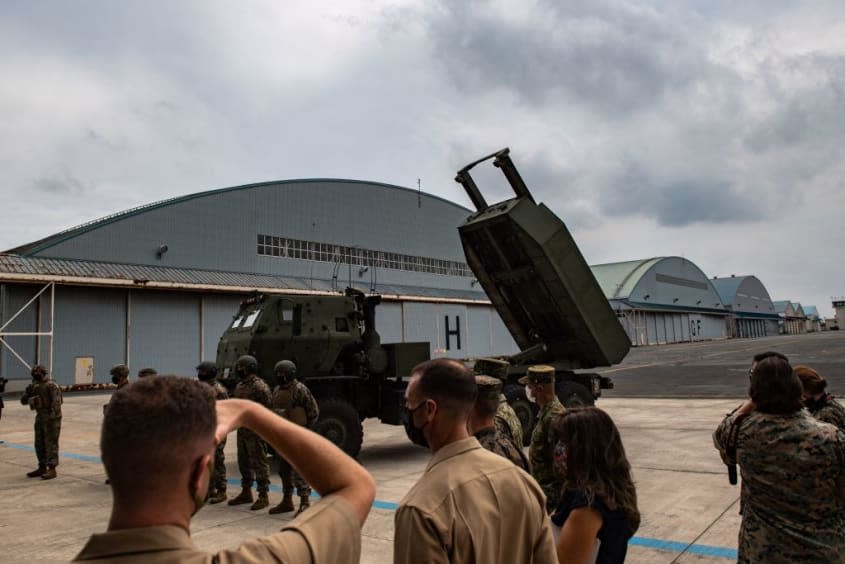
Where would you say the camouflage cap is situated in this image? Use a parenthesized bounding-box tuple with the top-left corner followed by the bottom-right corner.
(473, 358, 509, 379)
(475, 375, 503, 399)
(517, 364, 555, 385)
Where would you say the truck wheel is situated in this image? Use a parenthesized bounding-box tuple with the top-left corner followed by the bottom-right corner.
(312, 398, 364, 458)
(556, 381, 594, 408)
(504, 384, 538, 445)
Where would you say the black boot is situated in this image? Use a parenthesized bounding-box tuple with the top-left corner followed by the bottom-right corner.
(26, 465, 45, 478)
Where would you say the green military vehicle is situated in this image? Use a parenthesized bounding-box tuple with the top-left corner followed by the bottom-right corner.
(216, 148, 630, 455)
(216, 288, 430, 457)
(455, 148, 631, 442)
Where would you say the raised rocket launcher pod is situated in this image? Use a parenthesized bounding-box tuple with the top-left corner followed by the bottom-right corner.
(456, 148, 631, 438)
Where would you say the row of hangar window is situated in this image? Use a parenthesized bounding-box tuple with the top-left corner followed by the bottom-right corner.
(256, 234, 473, 278)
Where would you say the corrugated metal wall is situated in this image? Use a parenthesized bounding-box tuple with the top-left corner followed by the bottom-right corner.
(0, 284, 39, 379)
(53, 286, 126, 384)
(128, 290, 200, 377)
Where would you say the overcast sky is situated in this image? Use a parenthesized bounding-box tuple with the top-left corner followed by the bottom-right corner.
(2, 1, 843, 316)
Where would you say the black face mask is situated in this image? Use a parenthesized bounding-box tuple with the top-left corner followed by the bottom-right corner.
(405, 402, 430, 449)
(111, 375, 121, 385)
(235, 368, 248, 380)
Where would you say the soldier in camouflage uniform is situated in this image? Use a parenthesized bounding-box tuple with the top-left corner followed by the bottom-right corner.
(472, 357, 524, 448)
(227, 355, 272, 510)
(714, 354, 845, 563)
(495, 394, 524, 449)
(267, 360, 320, 516)
(20, 365, 63, 480)
(795, 365, 845, 432)
(521, 365, 565, 512)
(196, 361, 229, 504)
(468, 375, 529, 471)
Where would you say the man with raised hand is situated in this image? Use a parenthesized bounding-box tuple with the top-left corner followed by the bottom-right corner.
(75, 375, 375, 563)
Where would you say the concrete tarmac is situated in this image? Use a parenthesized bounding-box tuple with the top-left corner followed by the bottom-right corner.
(1, 393, 744, 562)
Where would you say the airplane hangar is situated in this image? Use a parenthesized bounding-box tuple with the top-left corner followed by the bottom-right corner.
(0, 179, 793, 385)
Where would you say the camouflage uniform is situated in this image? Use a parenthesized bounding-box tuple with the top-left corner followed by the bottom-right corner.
(475, 426, 530, 471)
(234, 375, 272, 494)
(714, 408, 845, 563)
(21, 377, 63, 469)
(270, 380, 319, 497)
(208, 381, 229, 493)
(807, 394, 845, 432)
(530, 396, 565, 512)
(495, 393, 524, 449)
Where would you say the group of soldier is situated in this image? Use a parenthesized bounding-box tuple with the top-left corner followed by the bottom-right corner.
(471, 359, 567, 513)
(219, 354, 320, 516)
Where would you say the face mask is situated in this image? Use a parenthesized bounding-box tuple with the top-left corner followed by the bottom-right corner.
(191, 458, 214, 517)
(235, 368, 248, 380)
(525, 385, 536, 404)
(111, 375, 122, 385)
(553, 440, 568, 478)
(406, 401, 430, 449)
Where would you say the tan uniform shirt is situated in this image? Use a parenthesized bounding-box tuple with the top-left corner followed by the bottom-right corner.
(73, 494, 360, 563)
(394, 437, 556, 564)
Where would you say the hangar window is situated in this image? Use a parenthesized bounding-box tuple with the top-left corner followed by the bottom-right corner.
(257, 234, 474, 278)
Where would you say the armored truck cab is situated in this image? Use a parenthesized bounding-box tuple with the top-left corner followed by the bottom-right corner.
(216, 288, 430, 456)
(456, 148, 631, 439)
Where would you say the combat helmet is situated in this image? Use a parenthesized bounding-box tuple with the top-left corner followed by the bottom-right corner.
(273, 360, 297, 378)
(196, 361, 218, 381)
(109, 364, 130, 379)
(235, 355, 259, 376)
(31, 364, 48, 381)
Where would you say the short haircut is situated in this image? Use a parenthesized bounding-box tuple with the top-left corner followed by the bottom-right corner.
(412, 358, 477, 413)
(753, 351, 788, 364)
(749, 356, 802, 414)
(473, 393, 499, 418)
(102, 376, 216, 499)
(794, 365, 827, 396)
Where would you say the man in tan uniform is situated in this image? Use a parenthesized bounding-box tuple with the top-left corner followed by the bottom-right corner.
(74, 376, 375, 563)
(395, 358, 556, 564)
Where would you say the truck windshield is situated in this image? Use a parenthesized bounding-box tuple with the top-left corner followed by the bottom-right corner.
(243, 309, 262, 328)
(231, 315, 244, 329)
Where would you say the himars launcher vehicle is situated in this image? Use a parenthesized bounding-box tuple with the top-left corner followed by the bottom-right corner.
(216, 148, 630, 456)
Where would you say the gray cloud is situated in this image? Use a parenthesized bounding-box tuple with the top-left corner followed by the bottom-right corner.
(33, 173, 88, 196)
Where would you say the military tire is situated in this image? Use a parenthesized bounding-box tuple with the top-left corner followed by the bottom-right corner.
(556, 381, 594, 408)
(312, 398, 364, 458)
(504, 384, 538, 445)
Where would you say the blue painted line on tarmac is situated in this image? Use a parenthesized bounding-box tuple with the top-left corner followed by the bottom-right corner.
(630, 536, 737, 559)
(1, 439, 737, 559)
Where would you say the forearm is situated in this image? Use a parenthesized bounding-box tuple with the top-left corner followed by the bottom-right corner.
(226, 399, 375, 523)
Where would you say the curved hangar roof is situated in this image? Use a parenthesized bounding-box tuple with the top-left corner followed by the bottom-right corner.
(3, 179, 484, 300)
(711, 275, 777, 317)
(590, 256, 726, 313)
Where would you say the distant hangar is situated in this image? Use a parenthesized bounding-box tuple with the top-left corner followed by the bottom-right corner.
(0, 178, 812, 385)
